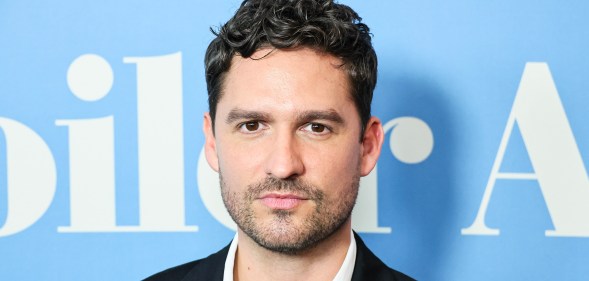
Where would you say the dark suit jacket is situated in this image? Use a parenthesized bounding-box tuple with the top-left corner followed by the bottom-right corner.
(144, 233, 415, 281)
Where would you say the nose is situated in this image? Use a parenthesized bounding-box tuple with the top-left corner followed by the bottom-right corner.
(264, 133, 304, 179)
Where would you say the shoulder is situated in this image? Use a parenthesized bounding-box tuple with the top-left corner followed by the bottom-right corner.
(142, 244, 230, 281)
(352, 233, 416, 281)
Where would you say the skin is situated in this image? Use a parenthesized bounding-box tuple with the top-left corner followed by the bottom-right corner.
(203, 47, 384, 281)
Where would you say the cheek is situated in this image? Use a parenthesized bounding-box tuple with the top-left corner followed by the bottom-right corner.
(303, 140, 361, 184)
(216, 139, 267, 183)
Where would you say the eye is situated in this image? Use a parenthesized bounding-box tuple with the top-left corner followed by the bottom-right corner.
(238, 121, 265, 133)
(302, 123, 331, 135)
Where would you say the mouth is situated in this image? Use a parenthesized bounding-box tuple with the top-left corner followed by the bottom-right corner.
(258, 193, 308, 210)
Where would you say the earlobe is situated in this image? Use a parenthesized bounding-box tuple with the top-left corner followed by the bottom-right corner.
(360, 116, 384, 176)
(203, 113, 220, 172)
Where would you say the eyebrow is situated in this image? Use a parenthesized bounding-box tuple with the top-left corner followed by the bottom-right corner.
(226, 108, 272, 124)
(225, 108, 345, 125)
(295, 109, 345, 125)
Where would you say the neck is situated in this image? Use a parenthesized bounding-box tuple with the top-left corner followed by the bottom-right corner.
(234, 220, 352, 281)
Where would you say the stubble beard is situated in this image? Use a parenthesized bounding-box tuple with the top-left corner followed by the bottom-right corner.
(220, 173, 359, 255)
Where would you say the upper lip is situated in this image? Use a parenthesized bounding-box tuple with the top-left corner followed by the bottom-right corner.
(258, 193, 308, 200)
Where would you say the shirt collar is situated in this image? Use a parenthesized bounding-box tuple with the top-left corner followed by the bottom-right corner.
(223, 230, 357, 281)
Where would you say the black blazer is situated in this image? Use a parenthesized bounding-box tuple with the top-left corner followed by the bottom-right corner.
(144, 233, 415, 281)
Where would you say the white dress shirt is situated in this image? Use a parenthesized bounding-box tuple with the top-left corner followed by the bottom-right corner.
(223, 230, 357, 281)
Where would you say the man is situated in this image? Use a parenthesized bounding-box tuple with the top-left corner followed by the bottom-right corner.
(145, 0, 414, 280)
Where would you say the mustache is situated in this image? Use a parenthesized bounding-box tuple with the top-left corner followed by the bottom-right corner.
(246, 177, 324, 200)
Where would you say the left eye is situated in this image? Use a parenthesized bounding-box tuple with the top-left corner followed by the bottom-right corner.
(302, 123, 330, 134)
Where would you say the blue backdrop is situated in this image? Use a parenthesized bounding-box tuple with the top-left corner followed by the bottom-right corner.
(1, 1, 589, 280)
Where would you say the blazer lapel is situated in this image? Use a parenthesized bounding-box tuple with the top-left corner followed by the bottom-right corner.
(351, 232, 415, 281)
(180, 243, 230, 281)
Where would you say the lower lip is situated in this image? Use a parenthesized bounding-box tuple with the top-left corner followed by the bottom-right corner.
(260, 197, 304, 210)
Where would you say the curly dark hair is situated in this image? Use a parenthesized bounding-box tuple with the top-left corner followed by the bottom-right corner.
(205, 0, 377, 137)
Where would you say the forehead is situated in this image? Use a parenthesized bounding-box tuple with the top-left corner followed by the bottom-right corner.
(218, 48, 353, 113)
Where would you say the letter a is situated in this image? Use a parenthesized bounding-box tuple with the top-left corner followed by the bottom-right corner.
(462, 63, 589, 237)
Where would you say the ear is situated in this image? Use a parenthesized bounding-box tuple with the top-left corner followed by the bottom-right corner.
(360, 116, 384, 176)
(203, 112, 219, 172)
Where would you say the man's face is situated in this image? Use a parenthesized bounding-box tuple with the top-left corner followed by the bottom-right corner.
(203, 48, 382, 254)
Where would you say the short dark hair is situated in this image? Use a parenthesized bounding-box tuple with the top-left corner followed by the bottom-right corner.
(205, 0, 377, 136)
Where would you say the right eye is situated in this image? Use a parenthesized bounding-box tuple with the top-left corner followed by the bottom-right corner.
(238, 121, 266, 133)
